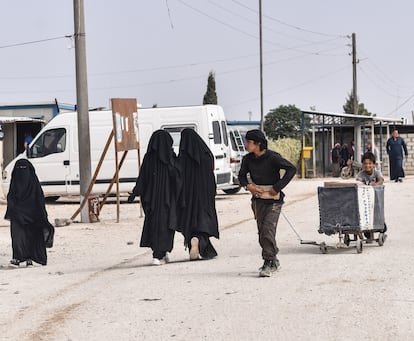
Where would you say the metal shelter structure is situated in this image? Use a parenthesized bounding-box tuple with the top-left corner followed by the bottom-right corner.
(300, 110, 404, 178)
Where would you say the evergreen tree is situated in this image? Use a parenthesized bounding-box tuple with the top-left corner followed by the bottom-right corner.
(203, 71, 218, 104)
(343, 92, 371, 116)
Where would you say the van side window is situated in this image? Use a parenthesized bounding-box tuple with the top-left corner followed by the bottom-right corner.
(229, 131, 238, 151)
(212, 121, 221, 144)
(221, 121, 229, 146)
(29, 128, 66, 158)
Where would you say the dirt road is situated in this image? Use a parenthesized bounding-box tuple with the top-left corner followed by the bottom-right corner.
(1, 177, 413, 340)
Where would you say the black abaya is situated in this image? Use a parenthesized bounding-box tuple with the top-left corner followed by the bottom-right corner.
(177, 129, 219, 259)
(5, 159, 54, 265)
(130, 130, 179, 257)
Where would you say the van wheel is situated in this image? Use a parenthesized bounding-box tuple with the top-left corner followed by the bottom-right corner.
(223, 187, 241, 195)
(45, 196, 60, 202)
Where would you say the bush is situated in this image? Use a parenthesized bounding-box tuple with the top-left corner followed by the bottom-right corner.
(267, 138, 301, 170)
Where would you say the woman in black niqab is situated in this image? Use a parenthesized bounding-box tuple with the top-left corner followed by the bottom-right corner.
(129, 130, 180, 264)
(5, 159, 54, 266)
(177, 128, 219, 260)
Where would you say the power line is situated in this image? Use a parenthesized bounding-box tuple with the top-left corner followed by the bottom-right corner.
(386, 92, 414, 116)
(175, 0, 258, 40)
(208, 0, 326, 44)
(0, 35, 72, 49)
(0, 51, 346, 95)
(358, 65, 405, 99)
(175, 0, 348, 57)
(231, 0, 348, 38)
(360, 57, 414, 93)
(0, 41, 348, 81)
(224, 64, 350, 108)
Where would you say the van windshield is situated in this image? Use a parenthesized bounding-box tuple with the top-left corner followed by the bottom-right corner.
(163, 126, 196, 148)
(29, 128, 66, 158)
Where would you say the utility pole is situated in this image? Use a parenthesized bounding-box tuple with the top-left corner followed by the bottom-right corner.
(351, 32, 361, 162)
(259, 0, 264, 131)
(74, 0, 91, 222)
(352, 32, 358, 115)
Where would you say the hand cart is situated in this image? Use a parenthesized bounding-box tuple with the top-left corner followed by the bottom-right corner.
(317, 183, 387, 254)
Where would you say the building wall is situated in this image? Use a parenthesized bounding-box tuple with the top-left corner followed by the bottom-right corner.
(314, 127, 414, 178)
(380, 132, 414, 176)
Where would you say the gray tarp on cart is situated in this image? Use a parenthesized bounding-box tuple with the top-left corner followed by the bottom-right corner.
(318, 185, 359, 235)
(373, 185, 385, 229)
(317, 185, 385, 235)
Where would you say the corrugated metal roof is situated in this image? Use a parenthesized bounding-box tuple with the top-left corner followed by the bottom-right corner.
(301, 110, 404, 123)
(0, 116, 45, 123)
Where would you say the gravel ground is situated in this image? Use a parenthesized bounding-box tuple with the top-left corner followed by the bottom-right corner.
(0, 176, 413, 341)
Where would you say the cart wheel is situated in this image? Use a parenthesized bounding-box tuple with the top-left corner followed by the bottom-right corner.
(356, 240, 363, 253)
(378, 233, 385, 246)
(344, 234, 350, 246)
(319, 242, 328, 254)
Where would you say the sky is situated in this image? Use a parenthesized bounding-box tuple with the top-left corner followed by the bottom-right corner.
(1, 0, 414, 123)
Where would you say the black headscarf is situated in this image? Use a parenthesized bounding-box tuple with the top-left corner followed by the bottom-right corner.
(131, 130, 180, 251)
(177, 129, 219, 247)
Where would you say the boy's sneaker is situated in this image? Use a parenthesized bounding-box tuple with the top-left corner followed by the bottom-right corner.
(270, 259, 280, 272)
(189, 237, 200, 260)
(26, 260, 33, 267)
(259, 260, 272, 277)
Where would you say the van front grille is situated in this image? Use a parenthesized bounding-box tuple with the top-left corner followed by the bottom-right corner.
(217, 172, 231, 185)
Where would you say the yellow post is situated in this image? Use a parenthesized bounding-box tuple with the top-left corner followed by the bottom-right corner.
(301, 146, 313, 178)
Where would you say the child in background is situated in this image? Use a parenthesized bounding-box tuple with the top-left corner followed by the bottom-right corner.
(356, 152, 384, 186)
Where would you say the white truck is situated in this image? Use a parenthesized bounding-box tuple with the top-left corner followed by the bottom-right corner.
(226, 127, 248, 194)
(1, 105, 236, 200)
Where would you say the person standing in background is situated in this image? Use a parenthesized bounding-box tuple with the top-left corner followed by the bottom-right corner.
(386, 129, 408, 182)
(331, 143, 342, 177)
(340, 143, 350, 168)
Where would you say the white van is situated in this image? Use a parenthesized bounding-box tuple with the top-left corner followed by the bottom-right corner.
(138, 105, 234, 191)
(226, 127, 248, 194)
(1, 105, 235, 199)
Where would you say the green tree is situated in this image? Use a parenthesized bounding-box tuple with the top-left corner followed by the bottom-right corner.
(264, 104, 310, 140)
(343, 92, 371, 116)
(203, 71, 218, 104)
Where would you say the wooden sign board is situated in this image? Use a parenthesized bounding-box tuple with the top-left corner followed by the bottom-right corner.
(111, 98, 139, 151)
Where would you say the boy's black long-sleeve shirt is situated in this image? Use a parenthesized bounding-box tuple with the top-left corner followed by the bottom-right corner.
(238, 150, 297, 200)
